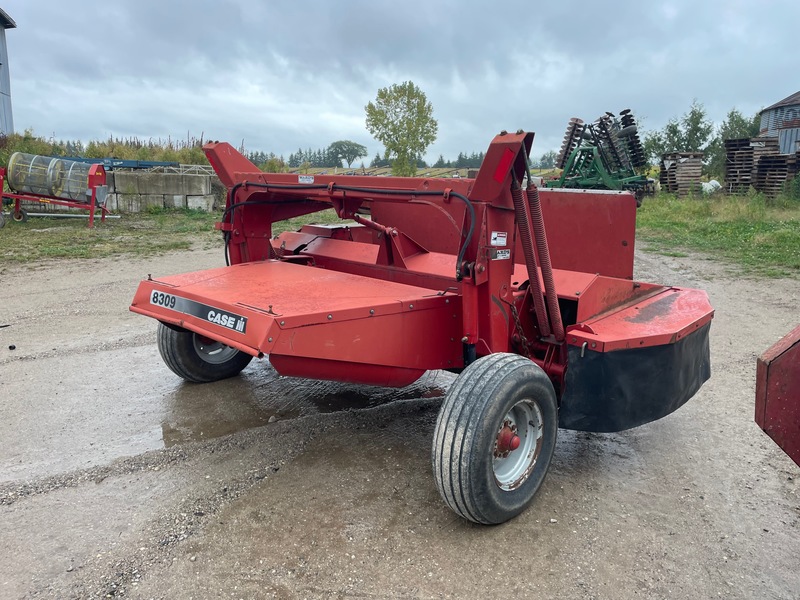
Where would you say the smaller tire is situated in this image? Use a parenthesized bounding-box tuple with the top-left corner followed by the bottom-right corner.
(157, 322, 253, 383)
(11, 208, 28, 223)
(0, 212, 5, 229)
(432, 353, 558, 524)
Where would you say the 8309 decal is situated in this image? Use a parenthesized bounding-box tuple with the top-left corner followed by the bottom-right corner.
(148, 290, 248, 334)
(151, 290, 177, 309)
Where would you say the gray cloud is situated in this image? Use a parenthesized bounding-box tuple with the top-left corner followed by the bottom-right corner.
(4, 0, 798, 163)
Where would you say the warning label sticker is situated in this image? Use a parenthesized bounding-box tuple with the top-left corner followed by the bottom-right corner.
(490, 231, 508, 247)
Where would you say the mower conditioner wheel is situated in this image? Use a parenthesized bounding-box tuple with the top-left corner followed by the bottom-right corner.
(157, 322, 253, 383)
(12, 208, 28, 223)
(432, 353, 558, 524)
(0, 212, 5, 229)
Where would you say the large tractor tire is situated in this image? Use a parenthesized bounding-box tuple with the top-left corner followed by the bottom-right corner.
(157, 322, 253, 383)
(432, 353, 558, 524)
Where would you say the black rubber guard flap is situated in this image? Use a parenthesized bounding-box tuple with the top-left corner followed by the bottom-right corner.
(558, 322, 711, 432)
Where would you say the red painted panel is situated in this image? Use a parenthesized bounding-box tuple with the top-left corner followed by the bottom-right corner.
(565, 287, 714, 352)
(371, 187, 636, 280)
(756, 325, 800, 468)
(131, 260, 464, 377)
(536, 188, 637, 279)
(494, 148, 516, 183)
(269, 356, 424, 387)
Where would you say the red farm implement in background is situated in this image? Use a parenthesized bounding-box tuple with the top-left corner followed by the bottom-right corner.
(131, 130, 714, 524)
(0, 153, 109, 229)
(756, 325, 800, 468)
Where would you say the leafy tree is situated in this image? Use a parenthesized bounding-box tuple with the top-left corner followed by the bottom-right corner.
(365, 81, 438, 176)
(539, 150, 558, 169)
(433, 154, 446, 168)
(643, 100, 714, 164)
(261, 156, 286, 173)
(328, 140, 367, 168)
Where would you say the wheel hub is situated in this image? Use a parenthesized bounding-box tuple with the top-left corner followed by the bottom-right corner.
(192, 333, 241, 365)
(494, 422, 521, 458)
(492, 399, 545, 490)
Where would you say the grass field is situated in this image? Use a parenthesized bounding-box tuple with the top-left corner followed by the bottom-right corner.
(636, 192, 800, 277)
(0, 207, 340, 263)
(2, 193, 799, 278)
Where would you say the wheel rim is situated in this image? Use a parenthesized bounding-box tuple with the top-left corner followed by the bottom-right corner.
(492, 399, 544, 490)
(192, 334, 240, 365)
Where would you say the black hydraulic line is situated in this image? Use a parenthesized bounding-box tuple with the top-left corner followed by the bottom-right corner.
(220, 181, 326, 265)
(333, 184, 475, 281)
(221, 181, 476, 280)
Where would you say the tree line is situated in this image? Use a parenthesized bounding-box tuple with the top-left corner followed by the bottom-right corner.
(249, 140, 370, 173)
(2, 91, 765, 182)
(0, 130, 209, 168)
(642, 101, 761, 178)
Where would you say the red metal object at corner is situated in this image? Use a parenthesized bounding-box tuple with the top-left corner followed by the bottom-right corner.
(0, 164, 109, 228)
(756, 325, 800, 468)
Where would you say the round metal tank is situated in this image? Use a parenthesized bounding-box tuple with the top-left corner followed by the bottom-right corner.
(7, 153, 95, 201)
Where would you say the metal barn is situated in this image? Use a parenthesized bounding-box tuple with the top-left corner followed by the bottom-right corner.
(759, 91, 800, 155)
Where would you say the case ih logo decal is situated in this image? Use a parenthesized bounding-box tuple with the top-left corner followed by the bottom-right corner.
(150, 291, 247, 333)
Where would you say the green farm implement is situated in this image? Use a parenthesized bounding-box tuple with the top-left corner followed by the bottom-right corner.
(546, 109, 653, 204)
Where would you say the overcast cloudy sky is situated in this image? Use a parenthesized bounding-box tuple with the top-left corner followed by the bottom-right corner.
(3, 0, 797, 164)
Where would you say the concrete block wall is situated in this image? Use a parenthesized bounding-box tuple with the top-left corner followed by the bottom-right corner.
(18, 171, 221, 214)
(106, 172, 219, 212)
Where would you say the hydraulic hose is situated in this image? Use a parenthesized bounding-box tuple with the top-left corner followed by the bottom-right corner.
(223, 181, 475, 280)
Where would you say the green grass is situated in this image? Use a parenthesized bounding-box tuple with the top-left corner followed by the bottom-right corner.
(637, 192, 800, 277)
(5, 195, 800, 278)
(272, 209, 340, 235)
(0, 208, 219, 262)
(0, 207, 341, 263)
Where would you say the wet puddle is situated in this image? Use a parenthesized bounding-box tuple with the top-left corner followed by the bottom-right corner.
(159, 362, 453, 447)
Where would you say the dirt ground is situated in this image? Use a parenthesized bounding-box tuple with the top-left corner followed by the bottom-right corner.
(0, 243, 798, 600)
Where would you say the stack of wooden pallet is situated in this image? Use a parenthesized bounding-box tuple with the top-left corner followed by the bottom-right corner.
(750, 138, 781, 197)
(660, 152, 703, 196)
(755, 154, 791, 197)
(723, 137, 794, 196)
(724, 138, 754, 193)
